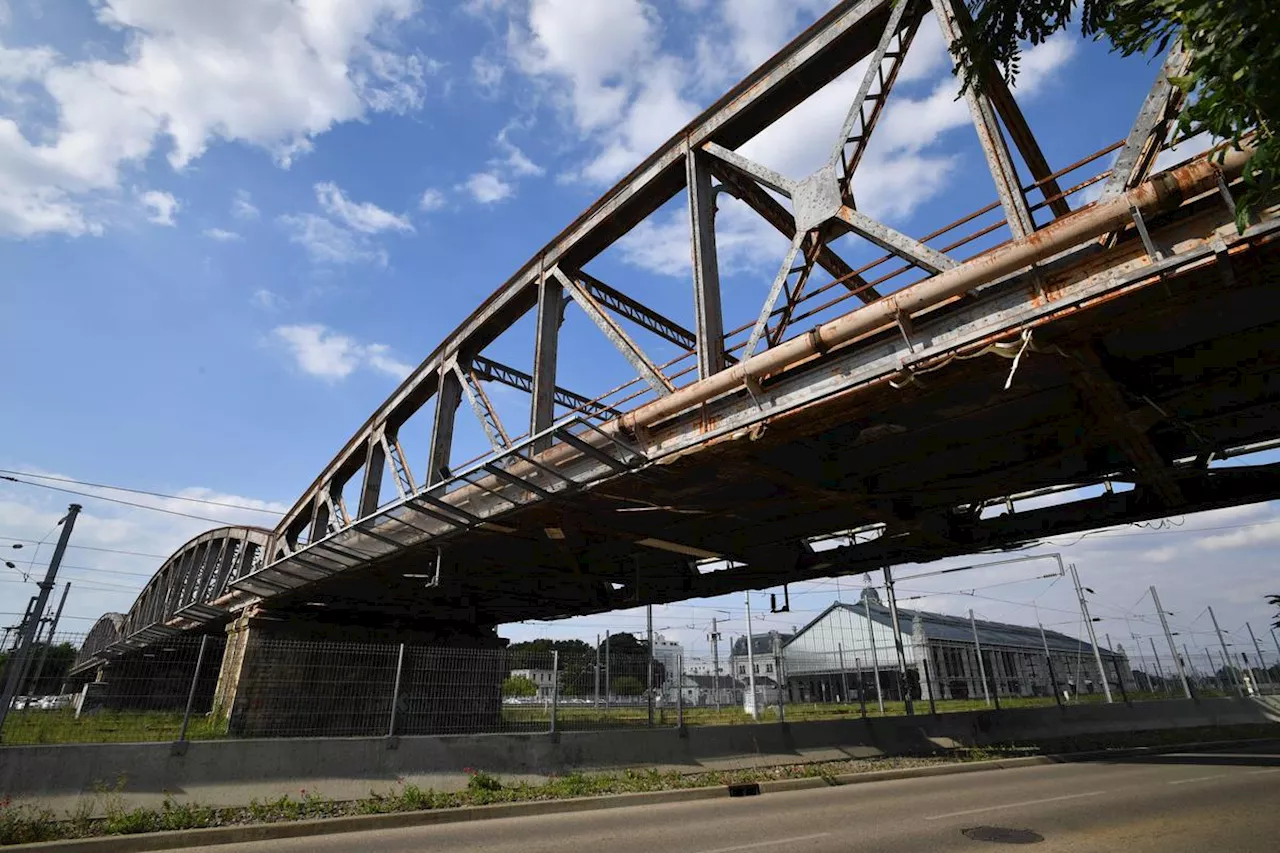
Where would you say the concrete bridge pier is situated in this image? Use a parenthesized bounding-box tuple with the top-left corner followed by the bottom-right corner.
(214, 609, 508, 737)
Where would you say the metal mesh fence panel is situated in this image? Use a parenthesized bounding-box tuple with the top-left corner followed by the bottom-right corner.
(553, 650, 655, 730)
(227, 639, 399, 738)
(3, 633, 225, 745)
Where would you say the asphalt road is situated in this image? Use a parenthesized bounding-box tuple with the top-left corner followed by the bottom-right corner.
(183, 743, 1280, 852)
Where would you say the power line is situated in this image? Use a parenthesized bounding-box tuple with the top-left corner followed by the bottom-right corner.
(1, 476, 252, 527)
(0, 536, 168, 560)
(0, 469, 283, 515)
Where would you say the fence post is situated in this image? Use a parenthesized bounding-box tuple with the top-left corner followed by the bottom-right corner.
(922, 658, 937, 716)
(676, 652, 684, 729)
(388, 643, 405, 737)
(854, 656, 867, 717)
(837, 644, 849, 705)
(773, 634, 785, 723)
(177, 635, 210, 744)
(550, 651, 559, 735)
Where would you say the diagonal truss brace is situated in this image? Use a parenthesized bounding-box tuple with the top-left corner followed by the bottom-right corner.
(454, 360, 511, 452)
(553, 267, 674, 396)
(471, 354, 622, 420)
(830, 0, 924, 199)
(744, 231, 811, 358)
(835, 206, 958, 274)
(931, 0, 1035, 239)
(1100, 40, 1191, 200)
(701, 142, 797, 198)
(710, 162, 882, 303)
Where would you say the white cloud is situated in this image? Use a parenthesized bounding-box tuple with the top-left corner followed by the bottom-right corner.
(272, 323, 412, 381)
(139, 190, 178, 226)
(252, 288, 285, 310)
(0, 0, 430, 238)
(279, 212, 388, 265)
(511, 0, 659, 133)
(462, 171, 514, 204)
(231, 190, 261, 221)
(281, 181, 413, 264)
(419, 187, 446, 211)
(472, 54, 504, 94)
(203, 227, 241, 241)
(314, 181, 413, 234)
(495, 125, 544, 177)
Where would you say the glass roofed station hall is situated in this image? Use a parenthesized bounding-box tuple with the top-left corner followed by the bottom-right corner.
(782, 589, 1134, 704)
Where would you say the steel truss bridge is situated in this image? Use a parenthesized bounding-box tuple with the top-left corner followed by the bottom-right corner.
(75, 0, 1280, 673)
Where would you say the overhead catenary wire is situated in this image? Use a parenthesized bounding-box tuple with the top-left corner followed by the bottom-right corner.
(0, 476, 253, 527)
(0, 536, 169, 560)
(0, 470, 283, 515)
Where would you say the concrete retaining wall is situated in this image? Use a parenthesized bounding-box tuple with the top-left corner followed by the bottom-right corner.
(2, 697, 1276, 811)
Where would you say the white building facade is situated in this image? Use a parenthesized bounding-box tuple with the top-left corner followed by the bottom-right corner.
(783, 591, 1133, 703)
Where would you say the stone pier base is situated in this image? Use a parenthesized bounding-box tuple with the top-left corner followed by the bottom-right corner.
(213, 611, 507, 737)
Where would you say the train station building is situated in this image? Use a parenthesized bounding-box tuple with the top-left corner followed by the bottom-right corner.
(782, 589, 1134, 703)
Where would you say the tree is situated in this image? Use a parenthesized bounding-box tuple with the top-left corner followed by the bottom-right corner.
(949, 0, 1277, 228)
(1268, 594, 1279, 629)
(501, 675, 537, 698)
(611, 675, 644, 696)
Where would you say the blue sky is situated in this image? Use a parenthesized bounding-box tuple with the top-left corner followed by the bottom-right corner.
(2, 1, 1277, 672)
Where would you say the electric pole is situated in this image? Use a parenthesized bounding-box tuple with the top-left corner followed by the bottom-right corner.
(1149, 637, 1168, 695)
(883, 566, 913, 715)
(0, 503, 80, 737)
(1246, 623, 1270, 687)
(29, 582, 71, 694)
(709, 617, 722, 712)
(1207, 606, 1241, 696)
(1150, 585, 1190, 698)
(1070, 564, 1112, 703)
(970, 609, 991, 706)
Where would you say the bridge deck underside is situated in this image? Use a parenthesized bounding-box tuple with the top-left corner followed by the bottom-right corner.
(256, 225, 1280, 630)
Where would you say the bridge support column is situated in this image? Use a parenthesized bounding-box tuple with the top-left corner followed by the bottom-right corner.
(213, 611, 507, 737)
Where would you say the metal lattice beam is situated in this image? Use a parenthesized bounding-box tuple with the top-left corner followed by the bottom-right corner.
(555, 267, 675, 396)
(471, 355, 622, 420)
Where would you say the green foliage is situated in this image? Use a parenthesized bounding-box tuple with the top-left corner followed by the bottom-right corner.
(951, 0, 1278, 227)
(465, 768, 503, 795)
(501, 675, 538, 698)
(0, 798, 59, 845)
(610, 675, 644, 696)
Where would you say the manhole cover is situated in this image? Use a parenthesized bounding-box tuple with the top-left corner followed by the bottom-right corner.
(961, 826, 1045, 844)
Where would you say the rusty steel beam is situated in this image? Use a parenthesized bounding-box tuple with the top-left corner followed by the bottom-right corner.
(530, 269, 561, 452)
(556, 267, 675, 396)
(931, 0, 1035, 238)
(624, 148, 1253, 432)
(687, 145, 726, 379)
(1067, 347, 1185, 507)
(1102, 41, 1192, 200)
(710, 161, 882, 302)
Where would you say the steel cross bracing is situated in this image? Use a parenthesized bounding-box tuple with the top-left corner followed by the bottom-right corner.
(70, 0, 1280, 667)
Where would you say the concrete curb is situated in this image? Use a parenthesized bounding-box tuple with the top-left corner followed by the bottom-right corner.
(10, 737, 1278, 853)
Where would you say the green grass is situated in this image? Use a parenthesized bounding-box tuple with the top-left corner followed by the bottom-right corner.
(2, 690, 1236, 745)
(513, 690, 1198, 729)
(0, 710, 229, 745)
(3, 722, 1276, 846)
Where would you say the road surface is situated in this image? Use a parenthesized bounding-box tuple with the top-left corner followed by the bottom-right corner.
(183, 743, 1279, 852)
